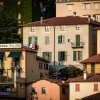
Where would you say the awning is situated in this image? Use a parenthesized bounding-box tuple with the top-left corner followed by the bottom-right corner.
(8, 52, 21, 58)
(0, 52, 4, 58)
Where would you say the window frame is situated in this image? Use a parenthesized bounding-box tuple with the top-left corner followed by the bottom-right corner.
(58, 35, 65, 44)
(76, 25, 80, 30)
(75, 84, 80, 91)
(83, 3, 90, 10)
(58, 51, 67, 61)
(42, 52, 52, 61)
(60, 25, 65, 31)
(62, 87, 66, 94)
(31, 27, 35, 32)
(39, 63, 42, 69)
(68, 5, 72, 11)
(45, 36, 50, 45)
(41, 87, 46, 94)
(94, 84, 98, 91)
(45, 26, 50, 32)
(95, 3, 99, 10)
(73, 51, 82, 61)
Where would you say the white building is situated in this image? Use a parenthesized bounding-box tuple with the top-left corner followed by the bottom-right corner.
(22, 16, 100, 69)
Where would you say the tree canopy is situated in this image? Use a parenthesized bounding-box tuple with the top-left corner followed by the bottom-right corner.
(0, 10, 22, 43)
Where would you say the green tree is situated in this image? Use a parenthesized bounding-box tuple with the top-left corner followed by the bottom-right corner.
(0, 10, 22, 43)
(59, 65, 83, 79)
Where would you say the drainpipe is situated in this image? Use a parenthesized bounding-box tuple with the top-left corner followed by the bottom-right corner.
(53, 26, 55, 68)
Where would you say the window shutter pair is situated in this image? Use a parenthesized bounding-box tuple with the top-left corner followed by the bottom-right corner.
(28, 37, 38, 45)
(75, 84, 80, 91)
(58, 51, 67, 61)
(45, 36, 49, 45)
(44, 64, 48, 70)
(58, 36, 65, 44)
(48, 52, 52, 61)
(94, 84, 98, 91)
(73, 51, 82, 61)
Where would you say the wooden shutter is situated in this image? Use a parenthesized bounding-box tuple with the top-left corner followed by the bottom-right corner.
(58, 36, 61, 44)
(35, 37, 37, 44)
(75, 84, 80, 91)
(49, 52, 52, 61)
(28, 37, 31, 45)
(91, 63, 95, 73)
(64, 51, 67, 61)
(73, 51, 76, 61)
(80, 51, 82, 60)
(94, 84, 98, 91)
(58, 52, 61, 61)
(46, 64, 48, 70)
(76, 35, 80, 47)
(62, 35, 65, 43)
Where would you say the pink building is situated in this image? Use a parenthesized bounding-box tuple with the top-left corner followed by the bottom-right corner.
(26, 79, 69, 100)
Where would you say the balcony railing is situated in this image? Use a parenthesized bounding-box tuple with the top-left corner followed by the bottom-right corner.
(0, 76, 14, 82)
(71, 42, 84, 48)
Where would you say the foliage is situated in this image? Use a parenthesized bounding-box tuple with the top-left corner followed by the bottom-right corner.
(58, 65, 84, 79)
(0, 10, 22, 43)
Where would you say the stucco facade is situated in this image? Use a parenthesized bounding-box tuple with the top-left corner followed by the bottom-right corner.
(69, 82, 100, 100)
(97, 29, 100, 54)
(23, 17, 98, 69)
(0, 45, 49, 99)
(56, 0, 100, 22)
(27, 79, 69, 100)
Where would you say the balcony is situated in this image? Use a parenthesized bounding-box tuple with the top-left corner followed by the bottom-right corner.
(71, 42, 84, 48)
(0, 76, 14, 82)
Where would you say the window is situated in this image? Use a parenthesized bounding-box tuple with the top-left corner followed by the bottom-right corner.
(62, 87, 66, 94)
(60, 25, 65, 31)
(91, 63, 95, 73)
(75, 84, 80, 91)
(42, 52, 52, 61)
(73, 51, 82, 61)
(40, 73, 43, 78)
(94, 84, 98, 91)
(76, 35, 80, 47)
(95, 3, 99, 10)
(39, 63, 42, 69)
(31, 87, 35, 94)
(83, 4, 90, 10)
(58, 51, 67, 61)
(20, 84, 24, 89)
(58, 35, 65, 44)
(76, 25, 80, 30)
(28, 36, 38, 45)
(44, 64, 48, 70)
(45, 36, 50, 45)
(68, 5, 72, 11)
(45, 26, 50, 32)
(31, 27, 35, 32)
(41, 87, 46, 94)
(68, 39, 70, 42)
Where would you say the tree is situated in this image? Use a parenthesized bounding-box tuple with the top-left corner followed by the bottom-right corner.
(59, 65, 83, 79)
(0, 10, 22, 43)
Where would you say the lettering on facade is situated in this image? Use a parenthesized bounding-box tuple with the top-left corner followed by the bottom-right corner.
(0, 43, 22, 48)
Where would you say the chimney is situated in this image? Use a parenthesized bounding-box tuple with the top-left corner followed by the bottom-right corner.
(88, 15, 91, 22)
(40, 17, 43, 24)
(73, 12, 76, 16)
(83, 70, 87, 80)
(93, 15, 96, 21)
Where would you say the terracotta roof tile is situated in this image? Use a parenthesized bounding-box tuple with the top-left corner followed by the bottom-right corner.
(21, 16, 100, 27)
(36, 56, 50, 62)
(80, 54, 100, 63)
(67, 73, 100, 82)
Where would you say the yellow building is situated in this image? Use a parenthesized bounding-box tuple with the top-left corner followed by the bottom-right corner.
(0, 43, 49, 100)
(80, 26, 100, 73)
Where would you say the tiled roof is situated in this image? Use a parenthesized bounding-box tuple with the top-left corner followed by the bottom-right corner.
(94, 26, 100, 29)
(67, 73, 100, 82)
(26, 78, 69, 86)
(36, 56, 50, 62)
(82, 92, 100, 100)
(80, 54, 100, 63)
(21, 16, 100, 27)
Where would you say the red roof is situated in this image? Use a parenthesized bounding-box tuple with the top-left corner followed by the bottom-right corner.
(36, 56, 50, 62)
(21, 16, 100, 27)
(67, 73, 100, 82)
(80, 54, 100, 63)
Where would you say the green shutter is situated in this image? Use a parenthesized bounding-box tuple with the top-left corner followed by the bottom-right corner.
(80, 51, 82, 60)
(65, 51, 67, 60)
(73, 51, 76, 61)
(91, 64, 95, 73)
(58, 36, 61, 44)
(35, 37, 38, 44)
(58, 52, 61, 61)
(76, 35, 80, 47)
(49, 52, 52, 61)
(28, 37, 31, 45)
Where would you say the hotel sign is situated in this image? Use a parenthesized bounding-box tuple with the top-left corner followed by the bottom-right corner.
(0, 92, 9, 95)
(0, 43, 22, 48)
